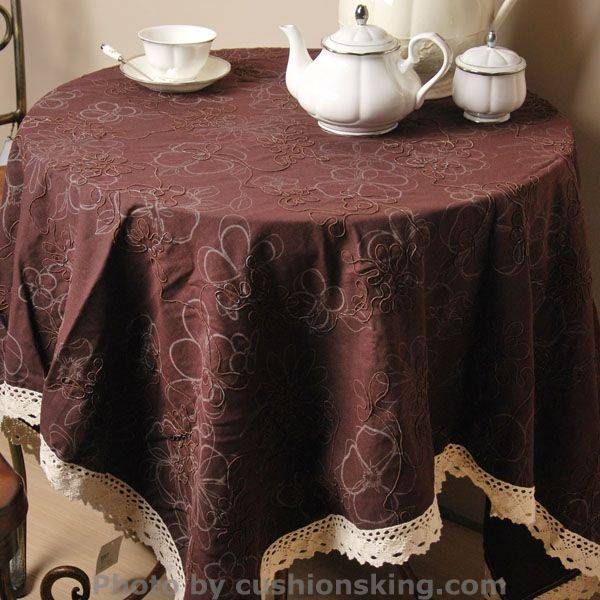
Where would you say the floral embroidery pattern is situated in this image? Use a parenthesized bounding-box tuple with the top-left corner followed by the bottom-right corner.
(80, 101, 138, 123)
(346, 209, 432, 321)
(340, 424, 403, 526)
(285, 269, 346, 334)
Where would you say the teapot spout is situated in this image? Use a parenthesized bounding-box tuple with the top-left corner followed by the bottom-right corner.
(279, 25, 312, 100)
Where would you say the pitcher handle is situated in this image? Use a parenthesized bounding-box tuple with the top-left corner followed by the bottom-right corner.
(491, 0, 520, 31)
(404, 33, 452, 109)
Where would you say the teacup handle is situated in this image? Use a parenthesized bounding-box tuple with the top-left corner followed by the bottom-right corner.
(402, 32, 452, 109)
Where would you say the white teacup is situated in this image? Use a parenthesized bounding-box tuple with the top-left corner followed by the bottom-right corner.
(138, 25, 216, 82)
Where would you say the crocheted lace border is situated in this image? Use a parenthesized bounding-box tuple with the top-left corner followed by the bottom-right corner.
(1, 381, 598, 600)
(0, 381, 186, 599)
(260, 445, 600, 599)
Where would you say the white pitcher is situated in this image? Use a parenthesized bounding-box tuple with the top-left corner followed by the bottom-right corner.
(339, 0, 520, 98)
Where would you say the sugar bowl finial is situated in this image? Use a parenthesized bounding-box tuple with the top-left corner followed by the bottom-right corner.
(487, 31, 497, 48)
(355, 4, 369, 25)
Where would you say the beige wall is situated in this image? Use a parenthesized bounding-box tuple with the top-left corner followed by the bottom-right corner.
(1, 0, 599, 294)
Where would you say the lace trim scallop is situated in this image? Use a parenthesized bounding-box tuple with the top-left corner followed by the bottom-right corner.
(261, 444, 599, 598)
(261, 501, 444, 582)
(1, 416, 41, 456)
(1, 383, 598, 600)
(0, 386, 187, 600)
(259, 447, 536, 583)
(0, 381, 41, 426)
(435, 445, 600, 582)
(38, 438, 186, 598)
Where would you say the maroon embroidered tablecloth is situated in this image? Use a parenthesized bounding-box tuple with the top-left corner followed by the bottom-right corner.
(1, 48, 599, 599)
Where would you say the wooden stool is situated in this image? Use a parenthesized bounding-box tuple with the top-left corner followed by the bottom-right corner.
(0, 451, 27, 600)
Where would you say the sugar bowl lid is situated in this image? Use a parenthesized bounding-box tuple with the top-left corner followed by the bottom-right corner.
(456, 32, 526, 75)
(323, 4, 399, 55)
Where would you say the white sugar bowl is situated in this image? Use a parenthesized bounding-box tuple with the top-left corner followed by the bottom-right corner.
(453, 32, 526, 124)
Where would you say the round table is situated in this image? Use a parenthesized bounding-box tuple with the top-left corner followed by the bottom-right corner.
(0, 48, 599, 599)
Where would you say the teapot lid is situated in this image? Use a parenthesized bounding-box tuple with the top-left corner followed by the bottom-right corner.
(323, 5, 399, 55)
(456, 32, 526, 75)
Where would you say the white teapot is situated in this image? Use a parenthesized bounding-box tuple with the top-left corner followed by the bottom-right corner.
(339, 0, 520, 98)
(280, 5, 451, 136)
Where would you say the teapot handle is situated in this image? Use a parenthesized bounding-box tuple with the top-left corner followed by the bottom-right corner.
(491, 0, 520, 31)
(404, 33, 452, 109)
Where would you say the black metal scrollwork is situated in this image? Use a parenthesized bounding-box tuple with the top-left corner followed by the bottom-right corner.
(40, 566, 91, 600)
(39, 562, 165, 600)
(0, 4, 12, 52)
(0, 0, 26, 126)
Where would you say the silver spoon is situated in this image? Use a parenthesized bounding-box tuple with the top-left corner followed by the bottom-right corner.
(100, 43, 161, 82)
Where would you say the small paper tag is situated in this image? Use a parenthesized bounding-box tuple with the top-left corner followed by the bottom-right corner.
(0, 137, 12, 167)
(96, 535, 123, 575)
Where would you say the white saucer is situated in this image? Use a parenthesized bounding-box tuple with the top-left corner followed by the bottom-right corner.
(120, 55, 231, 93)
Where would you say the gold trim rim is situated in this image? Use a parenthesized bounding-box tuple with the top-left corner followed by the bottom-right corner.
(321, 36, 400, 56)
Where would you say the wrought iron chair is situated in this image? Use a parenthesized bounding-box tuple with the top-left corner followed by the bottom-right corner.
(0, 3, 28, 596)
(0, 4, 28, 596)
(0, 0, 25, 191)
(0, 0, 25, 128)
